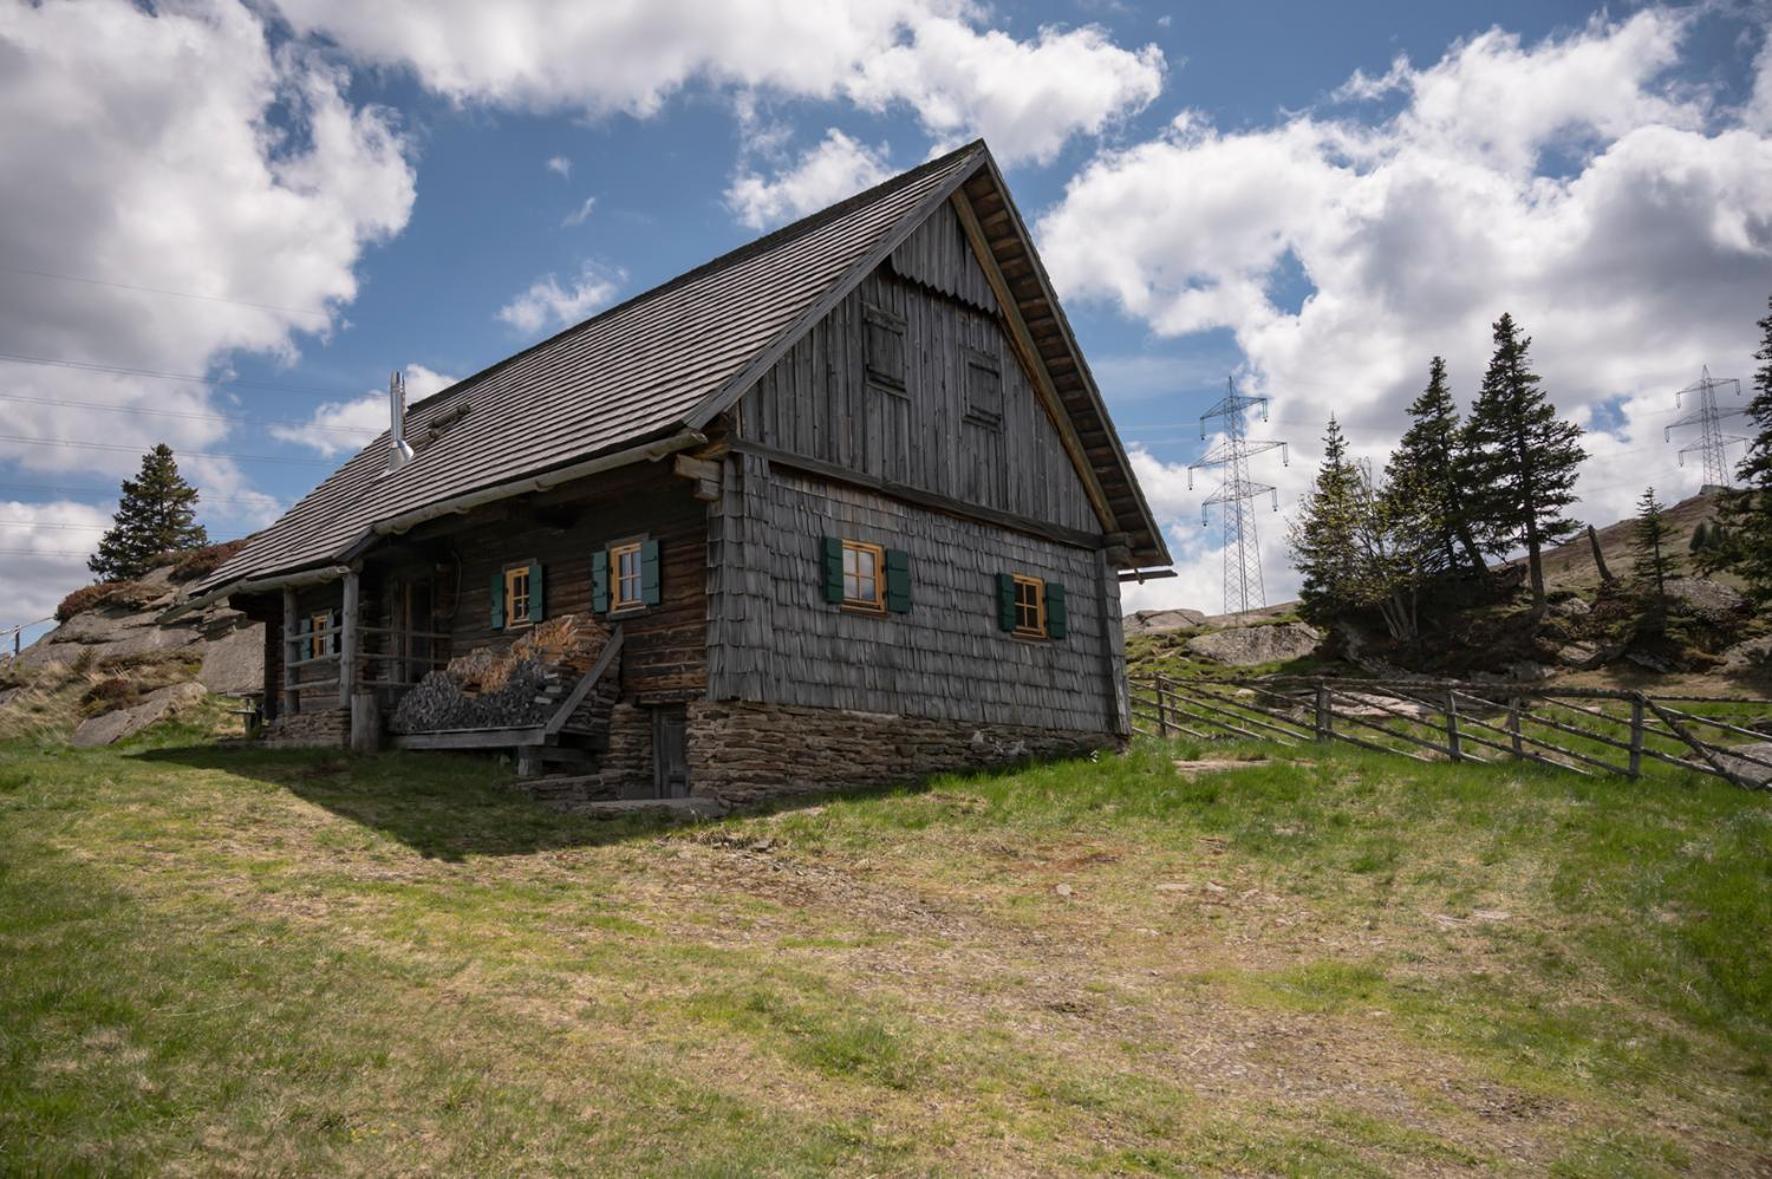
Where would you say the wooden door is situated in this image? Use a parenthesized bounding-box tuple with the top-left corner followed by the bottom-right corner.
(651, 706, 690, 799)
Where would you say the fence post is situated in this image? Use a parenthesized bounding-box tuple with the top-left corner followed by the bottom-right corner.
(1314, 681, 1331, 743)
(1156, 674, 1173, 739)
(1507, 696, 1523, 759)
(1445, 689, 1462, 762)
(1628, 695, 1646, 779)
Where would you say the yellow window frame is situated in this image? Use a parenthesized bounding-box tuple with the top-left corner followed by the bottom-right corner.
(503, 564, 532, 629)
(610, 541, 644, 612)
(308, 611, 331, 659)
(842, 540, 886, 614)
(1012, 574, 1046, 639)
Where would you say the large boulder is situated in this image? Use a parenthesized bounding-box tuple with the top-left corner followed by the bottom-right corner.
(1124, 607, 1208, 636)
(1715, 742, 1772, 788)
(71, 682, 207, 748)
(1184, 621, 1323, 667)
(1665, 577, 1747, 622)
(1721, 635, 1772, 675)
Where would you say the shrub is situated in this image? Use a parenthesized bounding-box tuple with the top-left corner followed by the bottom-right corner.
(56, 582, 122, 622)
(80, 677, 137, 714)
(161, 537, 250, 583)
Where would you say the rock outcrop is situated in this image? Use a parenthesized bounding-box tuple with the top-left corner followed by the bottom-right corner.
(1124, 608, 1208, 636)
(71, 682, 207, 747)
(1184, 622, 1323, 667)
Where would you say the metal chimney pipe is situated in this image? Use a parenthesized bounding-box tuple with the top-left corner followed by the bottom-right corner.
(386, 370, 414, 472)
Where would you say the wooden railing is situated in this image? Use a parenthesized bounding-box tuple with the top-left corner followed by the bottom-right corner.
(1129, 674, 1772, 790)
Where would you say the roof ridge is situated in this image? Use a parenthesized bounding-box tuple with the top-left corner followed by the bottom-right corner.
(406, 138, 989, 416)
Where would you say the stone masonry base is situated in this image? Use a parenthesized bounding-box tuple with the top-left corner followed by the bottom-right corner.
(685, 700, 1119, 806)
(262, 708, 349, 748)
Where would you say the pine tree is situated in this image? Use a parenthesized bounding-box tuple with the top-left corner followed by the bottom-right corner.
(1709, 293, 1772, 603)
(1629, 486, 1679, 611)
(1463, 313, 1588, 611)
(88, 444, 208, 582)
(1688, 521, 1709, 554)
(1290, 417, 1364, 626)
(1384, 356, 1483, 575)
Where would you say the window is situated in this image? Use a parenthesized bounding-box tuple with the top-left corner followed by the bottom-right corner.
(964, 351, 1003, 426)
(308, 611, 332, 659)
(842, 540, 885, 612)
(504, 565, 531, 629)
(1012, 575, 1046, 638)
(611, 541, 643, 611)
(863, 304, 906, 390)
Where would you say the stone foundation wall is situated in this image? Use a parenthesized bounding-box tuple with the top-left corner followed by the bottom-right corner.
(686, 700, 1116, 805)
(262, 708, 349, 748)
(594, 701, 654, 799)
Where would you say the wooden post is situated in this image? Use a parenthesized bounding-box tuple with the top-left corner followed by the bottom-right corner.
(1507, 696, 1523, 759)
(1157, 674, 1173, 738)
(1314, 682, 1331, 742)
(1627, 695, 1645, 780)
(340, 570, 359, 706)
(1445, 689, 1463, 762)
(282, 587, 300, 717)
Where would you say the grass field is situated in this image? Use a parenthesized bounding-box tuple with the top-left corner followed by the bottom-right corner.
(2, 720, 1770, 1175)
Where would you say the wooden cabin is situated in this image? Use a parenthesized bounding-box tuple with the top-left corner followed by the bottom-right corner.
(180, 141, 1171, 803)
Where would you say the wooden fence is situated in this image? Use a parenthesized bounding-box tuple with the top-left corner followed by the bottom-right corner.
(1129, 675, 1772, 790)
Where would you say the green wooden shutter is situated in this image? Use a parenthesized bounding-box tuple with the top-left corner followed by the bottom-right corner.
(591, 549, 609, 614)
(489, 573, 504, 631)
(328, 609, 340, 656)
(1045, 583, 1067, 639)
(995, 573, 1016, 632)
(884, 548, 911, 613)
(641, 539, 662, 607)
(528, 561, 544, 623)
(821, 537, 844, 604)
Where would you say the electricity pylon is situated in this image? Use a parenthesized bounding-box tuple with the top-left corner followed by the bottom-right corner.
(1665, 366, 1746, 491)
(1187, 378, 1289, 617)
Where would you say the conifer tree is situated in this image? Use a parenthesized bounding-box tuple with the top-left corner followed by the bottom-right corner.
(1384, 356, 1483, 575)
(1463, 313, 1587, 612)
(1688, 521, 1709, 554)
(1629, 486, 1679, 612)
(1290, 417, 1363, 625)
(1708, 293, 1772, 603)
(88, 444, 208, 582)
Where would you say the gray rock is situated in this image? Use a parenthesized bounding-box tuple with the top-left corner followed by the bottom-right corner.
(1549, 596, 1591, 618)
(1665, 577, 1746, 622)
(1721, 635, 1772, 675)
(1714, 742, 1772, 787)
(1555, 641, 1603, 669)
(1124, 607, 1208, 636)
(1184, 622, 1323, 667)
(71, 681, 207, 748)
(197, 623, 264, 695)
(1507, 660, 1554, 682)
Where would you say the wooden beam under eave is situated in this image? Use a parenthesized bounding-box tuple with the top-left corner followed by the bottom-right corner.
(948, 190, 1120, 537)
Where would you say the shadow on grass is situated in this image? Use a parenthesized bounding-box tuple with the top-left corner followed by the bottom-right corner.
(128, 744, 704, 861)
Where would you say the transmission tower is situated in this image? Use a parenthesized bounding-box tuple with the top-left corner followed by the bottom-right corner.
(1665, 366, 1746, 491)
(1187, 378, 1290, 617)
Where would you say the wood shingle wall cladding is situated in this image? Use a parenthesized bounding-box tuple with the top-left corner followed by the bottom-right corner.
(736, 220, 1101, 538)
(708, 458, 1127, 735)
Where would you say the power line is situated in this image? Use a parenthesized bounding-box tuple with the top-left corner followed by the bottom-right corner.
(1187, 377, 1290, 618)
(1665, 366, 1746, 491)
(0, 350, 369, 399)
(0, 390, 379, 439)
(0, 263, 333, 320)
(0, 480, 281, 508)
(0, 547, 93, 557)
(0, 518, 106, 530)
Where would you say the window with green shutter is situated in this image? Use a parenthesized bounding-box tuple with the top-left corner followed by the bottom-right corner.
(497, 562, 540, 630)
(998, 572, 1064, 640)
(591, 548, 608, 614)
(489, 572, 505, 631)
(600, 536, 658, 614)
(883, 548, 910, 614)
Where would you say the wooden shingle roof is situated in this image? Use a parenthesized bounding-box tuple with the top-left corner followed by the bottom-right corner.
(200, 140, 1167, 596)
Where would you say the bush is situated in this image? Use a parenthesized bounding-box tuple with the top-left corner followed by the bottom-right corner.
(161, 537, 250, 583)
(79, 677, 137, 715)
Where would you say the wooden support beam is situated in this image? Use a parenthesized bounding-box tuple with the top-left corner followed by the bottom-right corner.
(340, 570, 359, 706)
(672, 453, 723, 502)
(282, 588, 299, 717)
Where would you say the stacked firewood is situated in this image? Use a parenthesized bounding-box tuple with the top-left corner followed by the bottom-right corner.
(389, 614, 610, 734)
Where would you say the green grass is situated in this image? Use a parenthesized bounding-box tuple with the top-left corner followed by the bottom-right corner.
(2, 720, 1769, 1174)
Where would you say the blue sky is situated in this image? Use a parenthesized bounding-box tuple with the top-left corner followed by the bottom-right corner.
(2, 0, 1770, 635)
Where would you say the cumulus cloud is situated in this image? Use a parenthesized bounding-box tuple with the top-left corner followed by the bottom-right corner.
(266, 0, 1163, 164)
(726, 129, 893, 229)
(1038, 9, 1772, 612)
(270, 364, 456, 457)
(496, 263, 624, 335)
(0, 0, 415, 613)
(0, 500, 112, 625)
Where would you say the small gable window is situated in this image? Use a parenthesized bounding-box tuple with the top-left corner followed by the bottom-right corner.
(964, 351, 1003, 427)
(863, 304, 906, 391)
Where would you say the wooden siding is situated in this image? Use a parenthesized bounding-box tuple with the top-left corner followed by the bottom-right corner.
(887, 201, 996, 312)
(736, 262, 1103, 538)
(707, 455, 1124, 734)
(430, 469, 709, 702)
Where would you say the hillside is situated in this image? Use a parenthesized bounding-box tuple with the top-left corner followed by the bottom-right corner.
(1, 732, 1767, 1172)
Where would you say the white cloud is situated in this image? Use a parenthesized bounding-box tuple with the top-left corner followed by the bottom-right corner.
(726, 129, 893, 229)
(1038, 10, 1772, 612)
(266, 0, 1164, 164)
(546, 154, 572, 177)
(270, 364, 456, 457)
(562, 196, 597, 226)
(0, 0, 416, 614)
(495, 263, 624, 335)
(0, 500, 111, 625)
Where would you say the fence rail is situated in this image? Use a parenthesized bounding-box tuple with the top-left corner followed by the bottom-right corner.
(1129, 674, 1772, 791)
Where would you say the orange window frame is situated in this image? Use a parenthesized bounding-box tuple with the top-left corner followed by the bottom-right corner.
(842, 540, 886, 613)
(610, 541, 644, 611)
(503, 565, 532, 629)
(1012, 574, 1046, 638)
